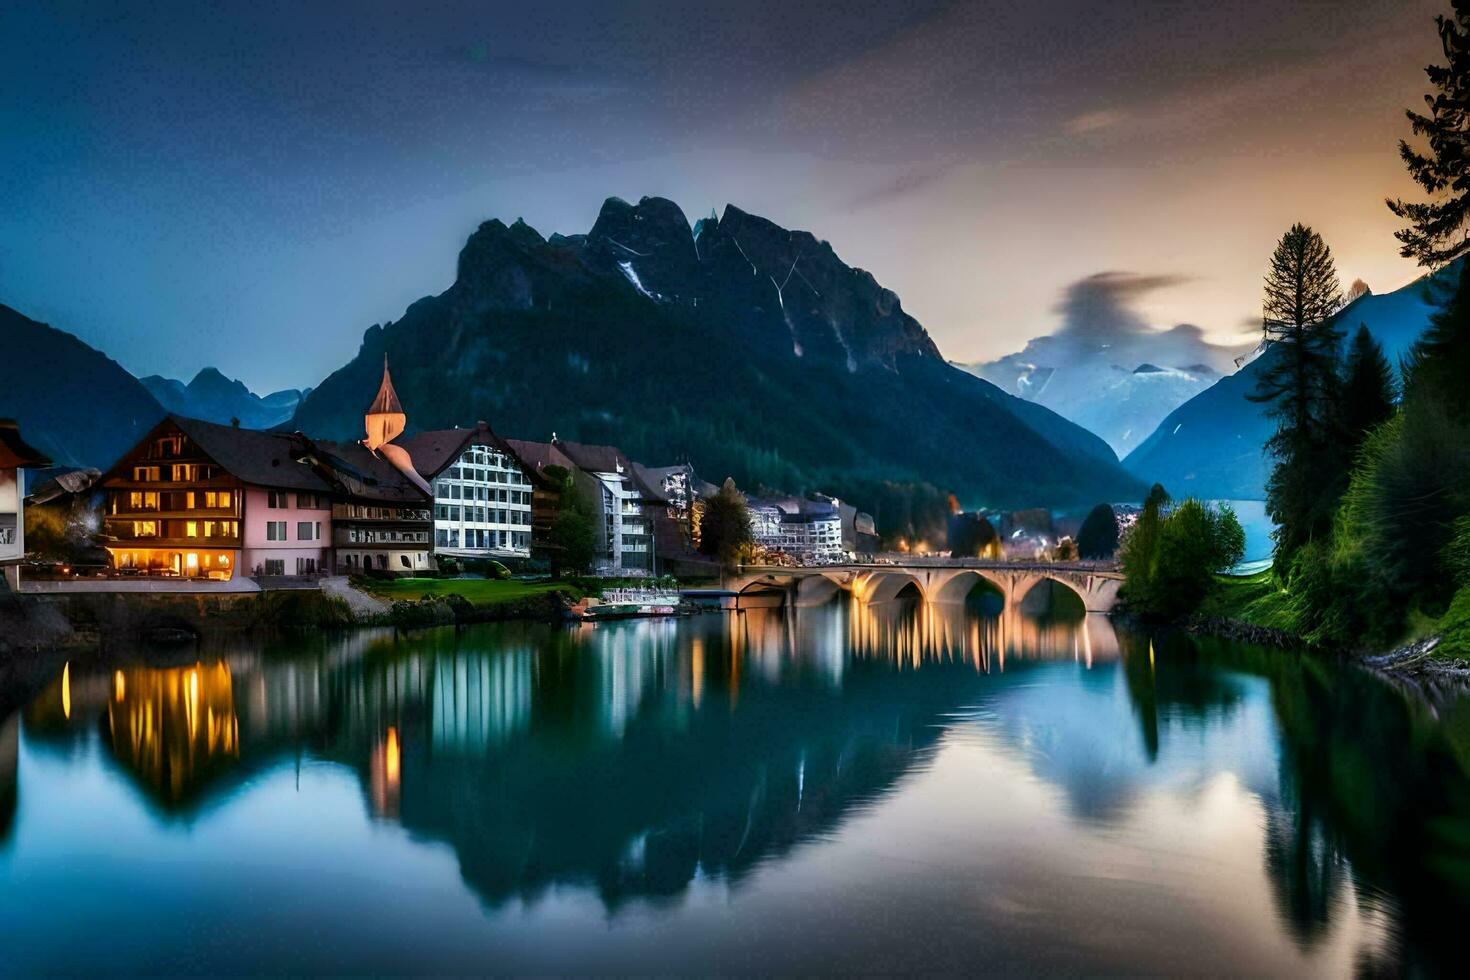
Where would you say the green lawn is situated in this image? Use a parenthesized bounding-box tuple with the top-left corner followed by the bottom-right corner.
(359, 577, 579, 605)
(1200, 570, 1298, 631)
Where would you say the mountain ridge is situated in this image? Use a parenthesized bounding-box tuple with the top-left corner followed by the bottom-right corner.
(289, 196, 1142, 513)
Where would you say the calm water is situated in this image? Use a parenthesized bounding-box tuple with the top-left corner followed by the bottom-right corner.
(4, 600, 1470, 975)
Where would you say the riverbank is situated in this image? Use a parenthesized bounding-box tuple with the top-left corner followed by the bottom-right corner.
(1179, 570, 1470, 683)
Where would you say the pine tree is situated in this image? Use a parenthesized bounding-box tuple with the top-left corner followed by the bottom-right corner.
(699, 478, 754, 569)
(1248, 224, 1345, 563)
(1339, 324, 1397, 451)
(1076, 503, 1120, 559)
(1404, 261, 1470, 421)
(1387, 2, 1470, 267)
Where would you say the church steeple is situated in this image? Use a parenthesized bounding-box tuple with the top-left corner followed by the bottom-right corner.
(364, 355, 406, 451)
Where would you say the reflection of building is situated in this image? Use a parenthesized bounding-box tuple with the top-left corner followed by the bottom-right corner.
(399, 422, 536, 561)
(1, 419, 52, 588)
(105, 662, 241, 804)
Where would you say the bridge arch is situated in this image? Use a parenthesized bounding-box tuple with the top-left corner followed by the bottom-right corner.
(854, 570, 928, 605)
(931, 570, 1008, 605)
(793, 574, 843, 607)
(1016, 575, 1089, 618)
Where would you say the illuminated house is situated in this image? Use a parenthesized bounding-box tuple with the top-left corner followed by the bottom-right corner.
(315, 359, 433, 574)
(97, 362, 432, 580)
(746, 494, 845, 562)
(398, 422, 536, 560)
(1, 419, 52, 588)
(100, 417, 336, 580)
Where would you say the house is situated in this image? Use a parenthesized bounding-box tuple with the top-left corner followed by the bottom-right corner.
(99, 416, 336, 580)
(312, 359, 432, 574)
(96, 361, 432, 581)
(502, 438, 600, 568)
(746, 494, 847, 563)
(1, 419, 53, 588)
(551, 439, 659, 575)
(398, 422, 536, 561)
(630, 462, 711, 559)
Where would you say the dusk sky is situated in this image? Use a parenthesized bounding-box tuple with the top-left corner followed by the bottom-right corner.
(1, 0, 1448, 393)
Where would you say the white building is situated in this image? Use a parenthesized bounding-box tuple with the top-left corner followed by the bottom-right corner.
(553, 439, 655, 575)
(1, 419, 51, 589)
(400, 423, 535, 561)
(747, 495, 846, 563)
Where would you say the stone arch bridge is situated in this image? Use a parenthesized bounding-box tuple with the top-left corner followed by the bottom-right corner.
(724, 561, 1124, 613)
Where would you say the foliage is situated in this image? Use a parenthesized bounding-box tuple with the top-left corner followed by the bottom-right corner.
(1339, 324, 1397, 451)
(699, 478, 754, 569)
(1052, 536, 1079, 561)
(1122, 493, 1245, 620)
(1388, 2, 1470, 266)
(1120, 483, 1169, 602)
(1248, 223, 1345, 567)
(363, 576, 579, 605)
(1076, 503, 1120, 559)
(547, 480, 598, 577)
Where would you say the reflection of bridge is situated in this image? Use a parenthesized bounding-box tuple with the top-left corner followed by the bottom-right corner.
(725, 561, 1124, 613)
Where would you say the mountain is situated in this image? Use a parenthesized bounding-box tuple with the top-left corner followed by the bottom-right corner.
(0, 303, 165, 469)
(963, 273, 1251, 455)
(140, 368, 309, 429)
(290, 197, 1142, 511)
(1123, 267, 1452, 499)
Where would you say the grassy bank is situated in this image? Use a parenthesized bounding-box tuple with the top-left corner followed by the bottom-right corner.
(358, 577, 581, 606)
(1198, 570, 1470, 663)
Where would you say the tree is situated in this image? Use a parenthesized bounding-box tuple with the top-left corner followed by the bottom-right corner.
(1339, 324, 1397, 453)
(1248, 223, 1344, 565)
(1403, 260, 1470, 422)
(699, 478, 754, 569)
(1125, 498, 1245, 620)
(1120, 483, 1169, 604)
(543, 466, 598, 577)
(1387, 2, 1470, 267)
(1076, 503, 1120, 559)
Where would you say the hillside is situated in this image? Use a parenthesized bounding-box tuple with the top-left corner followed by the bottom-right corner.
(1123, 266, 1451, 499)
(140, 368, 309, 429)
(0, 303, 164, 470)
(290, 197, 1142, 513)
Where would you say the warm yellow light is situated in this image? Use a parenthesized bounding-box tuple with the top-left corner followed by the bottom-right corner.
(385, 726, 401, 787)
(114, 670, 126, 702)
(62, 662, 71, 719)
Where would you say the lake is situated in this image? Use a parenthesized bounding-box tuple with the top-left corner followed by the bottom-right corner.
(3, 600, 1469, 974)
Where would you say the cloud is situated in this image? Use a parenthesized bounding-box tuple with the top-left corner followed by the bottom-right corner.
(1052, 272, 1191, 345)
(846, 165, 953, 209)
(1064, 109, 1128, 135)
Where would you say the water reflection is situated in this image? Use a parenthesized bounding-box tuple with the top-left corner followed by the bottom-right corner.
(4, 601, 1470, 972)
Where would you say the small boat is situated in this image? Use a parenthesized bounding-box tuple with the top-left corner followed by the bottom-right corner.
(580, 587, 684, 620)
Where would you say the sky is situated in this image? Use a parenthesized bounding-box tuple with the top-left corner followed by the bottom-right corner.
(0, 0, 1450, 394)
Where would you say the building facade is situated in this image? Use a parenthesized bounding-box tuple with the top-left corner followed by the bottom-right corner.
(747, 495, 847, 563)
(553, 439, 657, 575)
(1, 420, 52, 588)
(100, 418, 333, 581)
(399, 423, 535, 561)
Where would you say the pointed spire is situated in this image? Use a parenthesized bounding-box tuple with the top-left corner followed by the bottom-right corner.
(363, 354, 407, 452)
(367, 354, 403, 415)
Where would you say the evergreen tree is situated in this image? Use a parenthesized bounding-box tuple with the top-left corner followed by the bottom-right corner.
(1120, 484, 1169, 605)
(1404, 261, 1470, 422)
(699, 478, 754, 569)
(1247, 223, 1344, 564)
(1339, 324, 1398, 452)
(1387, 1, 1470, 267)
(1076, 503, 1120, 559)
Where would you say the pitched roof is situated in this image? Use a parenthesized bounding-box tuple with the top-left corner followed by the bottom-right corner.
(366, 357, 403, 415)
(309, 439, 431, 503)
(0, 418, 52, 469)
(168, 416, 337, 493)
(503, 438, 574, 476)
(552, 439, 629, 475)
(397, 422, 521, 481)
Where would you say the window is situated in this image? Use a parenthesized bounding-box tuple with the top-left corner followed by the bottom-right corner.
(128, 491, 160, 511)
(450, 484, 461, 500)
(171, 464, 197, 482)
(375, 554, 387, 570)
(133, 466, 161, 482)
(296, 557, 316, 575)
(186, 521, 198, 538)
(153, 434, 184, 458)
(296, 521, 319, 541)
(266, 521, 287, 541)
(264, 559, 285, 575)
(267, 491, 288, 509)
(132, 520, 157, 537)
(296, 493, 318, 509)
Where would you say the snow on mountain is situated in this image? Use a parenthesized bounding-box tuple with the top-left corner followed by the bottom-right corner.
(961, 273, 1251, 455)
